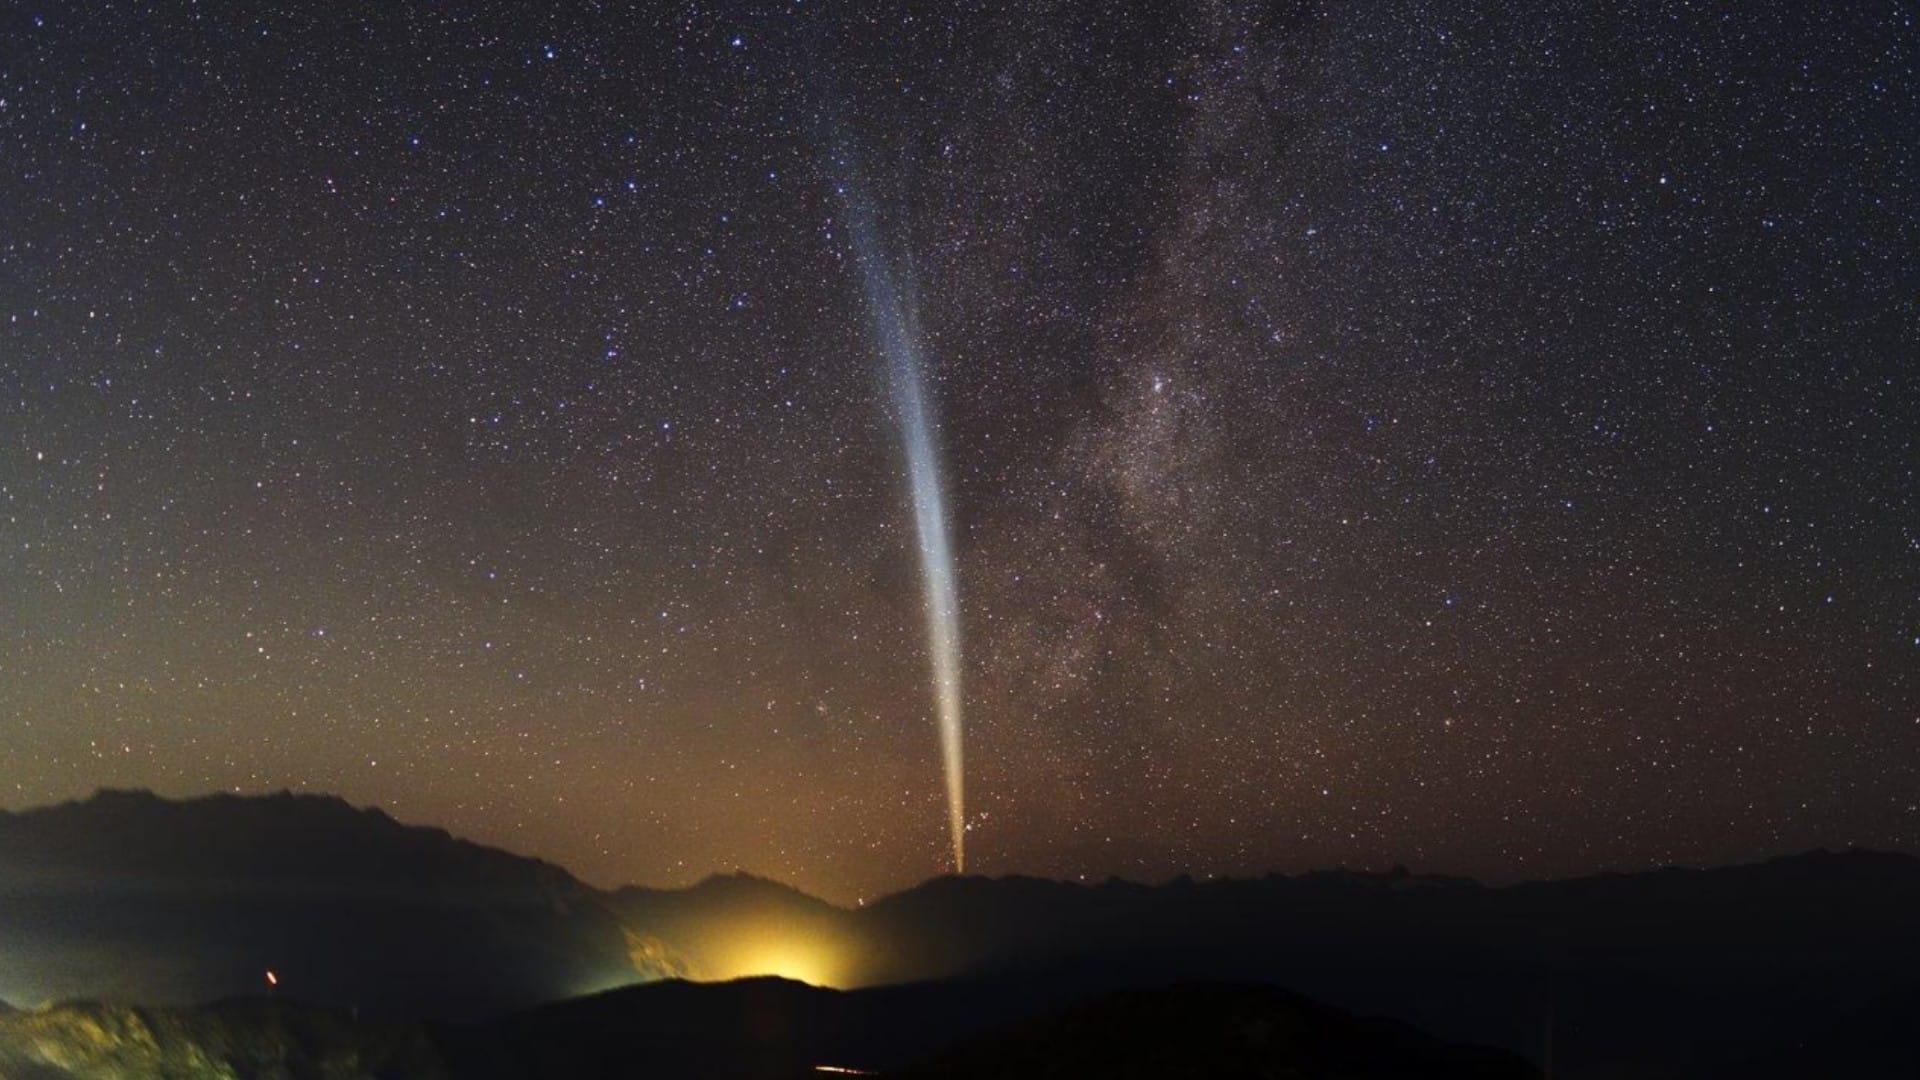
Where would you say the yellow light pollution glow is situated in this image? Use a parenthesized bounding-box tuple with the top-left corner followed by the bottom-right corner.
(711, 921, 850, 988)
(731, 941, 842, 988)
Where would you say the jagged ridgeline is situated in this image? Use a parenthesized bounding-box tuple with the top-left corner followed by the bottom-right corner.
(0, 790, 651, 1016)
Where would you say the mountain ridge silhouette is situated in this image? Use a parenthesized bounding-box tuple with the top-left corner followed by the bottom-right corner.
(3, 788, 1915, 1076)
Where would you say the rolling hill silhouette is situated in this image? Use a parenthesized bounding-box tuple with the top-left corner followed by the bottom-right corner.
(0, 790, 649, 1017)
(2, 789, 1915, 1076)
(607, 853, 1920, 1074)
(0, 978, 1542, 1079)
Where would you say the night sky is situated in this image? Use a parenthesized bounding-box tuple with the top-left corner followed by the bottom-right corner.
(2, 2, 1915, 904)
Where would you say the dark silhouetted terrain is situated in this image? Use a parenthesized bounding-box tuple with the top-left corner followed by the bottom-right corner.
(0, 998, 449, 1080)
(612, 853, 1920, 1076)
(893, 983, 1539, 1080)
(3, 790, 1916, 1076)
(0, 790, 648, 1016)
(0, 978, 1540, 1080)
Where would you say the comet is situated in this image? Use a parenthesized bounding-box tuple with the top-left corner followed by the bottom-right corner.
(835, 159, 967, 874)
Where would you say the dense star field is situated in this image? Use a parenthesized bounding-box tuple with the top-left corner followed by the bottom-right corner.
(1, 2, 1915, 903)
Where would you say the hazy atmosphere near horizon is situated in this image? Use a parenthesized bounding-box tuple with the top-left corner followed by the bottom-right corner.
(2, 1, 1916, 906)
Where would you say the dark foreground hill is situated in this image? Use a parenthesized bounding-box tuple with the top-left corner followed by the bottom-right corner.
(0, 997, 449, 1080)
(0, 790, 649, 1016)
(4, 790, 1918, 1075)
(616, 852, 1920, 1077)
(892, 983, 1538, 1080)
(0, 978, 1540, 1080)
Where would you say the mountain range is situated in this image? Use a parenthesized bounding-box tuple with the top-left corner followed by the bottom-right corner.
(2, 789, 1915, 1077)
(0, 789, 648, 1016)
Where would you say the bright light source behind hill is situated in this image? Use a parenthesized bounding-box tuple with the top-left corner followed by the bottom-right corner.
(725, 930, 846, 987)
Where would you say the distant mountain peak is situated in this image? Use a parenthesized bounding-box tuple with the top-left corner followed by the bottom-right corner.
(0, 788, 647, 1016)
(692, 870, 811, 893)
(7, 787, 375, 823)
(0, 787, 579, 897)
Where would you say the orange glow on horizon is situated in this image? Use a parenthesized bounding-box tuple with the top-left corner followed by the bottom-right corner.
(702, 919, 852, 988)
(726, 938, 843, 987)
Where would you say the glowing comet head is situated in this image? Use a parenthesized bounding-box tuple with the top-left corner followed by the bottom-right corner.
(836, 157, 967, 874)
